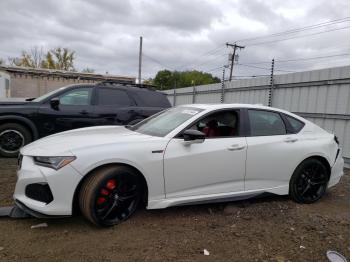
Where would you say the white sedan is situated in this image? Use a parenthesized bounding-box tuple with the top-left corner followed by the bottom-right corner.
(14, 104, 344, 226)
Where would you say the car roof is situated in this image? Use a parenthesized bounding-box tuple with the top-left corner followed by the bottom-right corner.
(177, 103, 303, 119)
(178, 103, 273, 110)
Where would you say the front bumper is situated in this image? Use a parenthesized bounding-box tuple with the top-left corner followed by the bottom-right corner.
(13, 155, 83, 216)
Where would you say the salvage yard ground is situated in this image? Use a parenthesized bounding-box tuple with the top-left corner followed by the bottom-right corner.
(0, 158, 349, 262)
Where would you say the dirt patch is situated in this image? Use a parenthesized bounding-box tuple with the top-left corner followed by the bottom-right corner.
(0, 158, 349, 262)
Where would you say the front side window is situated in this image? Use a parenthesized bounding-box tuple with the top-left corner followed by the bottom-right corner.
(130, 107, 203, 137)
(189, 110, 239, 138)
(97, 88, 132, 106)
(60, 88, 92, 106)
(248, 109, 286, 136)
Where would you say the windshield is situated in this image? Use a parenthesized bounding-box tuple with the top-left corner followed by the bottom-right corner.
(32, 86, 69, 102)
(130, 107, 203, 137)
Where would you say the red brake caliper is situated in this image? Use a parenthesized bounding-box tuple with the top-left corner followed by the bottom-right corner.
(97, 179, 117, 205)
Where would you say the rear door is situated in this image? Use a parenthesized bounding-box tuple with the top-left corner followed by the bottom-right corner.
(244, 109, 304, 191)
(94, 87, 136, 125)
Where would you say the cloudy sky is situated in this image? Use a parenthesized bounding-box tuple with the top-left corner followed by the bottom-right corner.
(1, 0, 350, 80)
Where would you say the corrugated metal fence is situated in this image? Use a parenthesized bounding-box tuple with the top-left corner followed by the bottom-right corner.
(163, 65, 350, 167)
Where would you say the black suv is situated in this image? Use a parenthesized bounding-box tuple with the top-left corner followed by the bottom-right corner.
(0, 81, 170, 157)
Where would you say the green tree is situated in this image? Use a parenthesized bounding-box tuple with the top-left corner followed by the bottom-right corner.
(0, 58, 4, 65)
(152, 70, 220, 90)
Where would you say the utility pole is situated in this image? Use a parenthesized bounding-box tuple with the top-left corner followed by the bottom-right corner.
(268, 58, 275, 107)
(226, 42, 245, 81)
(138, 36, 143, 84)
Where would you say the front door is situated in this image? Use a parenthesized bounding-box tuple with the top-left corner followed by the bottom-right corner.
(164, 110, 246, 199)
(37, 86, 95, 137)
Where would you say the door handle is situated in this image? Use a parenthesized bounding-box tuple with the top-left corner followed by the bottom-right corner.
(284, 137, 298, 143)
(79, 110, 88, 115)
(227, 144, 245, 151)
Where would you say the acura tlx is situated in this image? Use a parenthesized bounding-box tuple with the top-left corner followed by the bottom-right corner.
(14, 104, 344, 226)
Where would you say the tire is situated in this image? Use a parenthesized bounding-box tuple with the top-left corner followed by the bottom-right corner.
(0, 123, 32, 158)
(79, 165, 142, 227)
(289, 158, 329, 204)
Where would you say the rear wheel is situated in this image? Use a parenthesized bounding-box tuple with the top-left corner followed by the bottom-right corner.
(290, 158, 329, 203)
(79, 166, 142, 226)
(0, 123, 32, 157)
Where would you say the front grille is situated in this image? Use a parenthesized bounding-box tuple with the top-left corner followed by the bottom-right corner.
(25, 183, 54, 204)
(17, 154, 23, 170)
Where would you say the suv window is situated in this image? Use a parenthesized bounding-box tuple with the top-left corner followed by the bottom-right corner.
(97, 88, 132, 106)
(285, 114, 305, 133)
(189, 110, 239, 138)
(60, 87, 92, 105)
(132, 90, 170, 107)
(248, 109, 286, 136)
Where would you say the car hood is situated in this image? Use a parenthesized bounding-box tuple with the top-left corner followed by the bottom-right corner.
(21, 126, 155, 156)
(0, 98, 33, 105)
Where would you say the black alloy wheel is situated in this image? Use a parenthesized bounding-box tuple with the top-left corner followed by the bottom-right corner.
(290, 158, 329, 203)
(79, 166, 142, 226)
(0, 123, 31, 157)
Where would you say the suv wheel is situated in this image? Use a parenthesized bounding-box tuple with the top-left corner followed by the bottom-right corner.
(0, 123, 32, 157)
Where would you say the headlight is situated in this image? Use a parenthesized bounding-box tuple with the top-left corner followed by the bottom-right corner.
(33, 156, 76, 170)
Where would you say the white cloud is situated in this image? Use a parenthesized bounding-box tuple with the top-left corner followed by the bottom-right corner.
(0, 0, 349, 79)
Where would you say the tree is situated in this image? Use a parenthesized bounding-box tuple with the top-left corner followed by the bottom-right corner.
(152, 70, 220, 90)
(50, 47, 75, 71)
(153, 70, 173, 90)
(9, 46, 46, 68)
(82, 67, 95, 73)
(8, 46, 76, 71)
(0, 58, 4, 65)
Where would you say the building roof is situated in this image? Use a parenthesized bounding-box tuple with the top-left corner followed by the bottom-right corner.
(0, 65, 135, 83)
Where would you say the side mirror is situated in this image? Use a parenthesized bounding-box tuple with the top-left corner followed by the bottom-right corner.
(50, 97, 60, 110)
(183, 130, 205, 145)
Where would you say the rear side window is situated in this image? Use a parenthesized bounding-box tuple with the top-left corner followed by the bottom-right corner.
(248, 109, 286, 136)
(132, 90, 170, 107)
(97, 88, 132, 106)
(285, 115, 305, 133)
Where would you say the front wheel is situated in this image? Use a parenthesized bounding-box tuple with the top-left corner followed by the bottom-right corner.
(79, 166, 142, 226)
(289, 158, 329, 204)
(0, 123, 32, 157)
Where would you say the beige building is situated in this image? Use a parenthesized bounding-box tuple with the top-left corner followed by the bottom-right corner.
(0, 66, 135, 98)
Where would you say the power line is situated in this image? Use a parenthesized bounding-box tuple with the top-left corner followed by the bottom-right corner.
(176, 46, 226, 70)
(237, 63, 296, 73)
(244, 25, 350, 47)
(235, 17, 350, 44)
(143, 53, 175, 71)
(241, 52, 350, 65)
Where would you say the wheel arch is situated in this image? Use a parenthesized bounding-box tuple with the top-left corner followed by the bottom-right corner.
(72, 162, 149, 215)
(0, 115, 39, 140)
(296, 155, 332, 178)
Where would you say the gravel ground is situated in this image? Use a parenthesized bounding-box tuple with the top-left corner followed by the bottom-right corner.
(0, 158, 349, 262)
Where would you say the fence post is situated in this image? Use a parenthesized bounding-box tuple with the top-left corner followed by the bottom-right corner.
(173, 89, 177, 106)
(268, 58, 275, 106)
(192, 86, 196, 103)
(221, 66, 226, 103)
